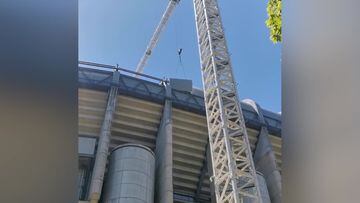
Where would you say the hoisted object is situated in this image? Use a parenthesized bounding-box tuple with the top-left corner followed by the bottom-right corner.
(177, 48, 183, 66)
(177, 48, 182, 55)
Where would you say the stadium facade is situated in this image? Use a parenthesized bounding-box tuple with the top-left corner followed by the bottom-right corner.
(77, 62, 282, 203)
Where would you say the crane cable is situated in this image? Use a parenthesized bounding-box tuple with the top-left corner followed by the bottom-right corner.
(174, 9, 186, 78)
(177, 48, 183, 67)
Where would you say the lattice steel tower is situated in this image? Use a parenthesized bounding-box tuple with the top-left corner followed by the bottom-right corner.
(135, 0, 263, 201)
(193, 0, 262, 202)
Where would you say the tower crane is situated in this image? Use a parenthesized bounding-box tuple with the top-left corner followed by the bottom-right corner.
(136, 0, 263, 202)
(135, 0, 180, 75)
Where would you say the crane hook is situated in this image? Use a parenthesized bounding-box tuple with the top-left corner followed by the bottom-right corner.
(177, 48, 183, 65)
(177, 48, 183, 55)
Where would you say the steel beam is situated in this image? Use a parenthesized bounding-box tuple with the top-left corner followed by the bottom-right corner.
(206, 145, 217, 203)
(155, 82, 174, 203)
(195, 143, 209, 201)
(88, 71, 120, 203)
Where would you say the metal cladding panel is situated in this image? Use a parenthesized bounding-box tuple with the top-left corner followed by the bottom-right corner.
(103, 144, 155, 203)
(111, 95, 163, 150)
(78, 89, 107, 137)
(169, 78, 193, 92)
(78, 137, 96, 156)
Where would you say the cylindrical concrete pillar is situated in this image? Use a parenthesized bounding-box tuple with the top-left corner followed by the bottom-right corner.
(244, 172, 271, 203)
(154, 83, 173, 203)
(88, 71, 120, 203)
(243, 99, 282, 203)
(103, 144, 155, 203)
(257, 172, 271, 203)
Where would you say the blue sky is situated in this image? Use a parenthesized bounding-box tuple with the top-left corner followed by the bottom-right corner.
(79, 0, 281, 112)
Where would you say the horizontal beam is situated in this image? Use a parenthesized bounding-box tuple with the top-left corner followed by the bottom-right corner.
(79, 61, 164, 82)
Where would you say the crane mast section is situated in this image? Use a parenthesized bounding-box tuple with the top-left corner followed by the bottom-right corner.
(193, 0, 262, 202)
(135, 0, 180, 75)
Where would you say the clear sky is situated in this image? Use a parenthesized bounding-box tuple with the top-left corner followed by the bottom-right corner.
(79, 0, 281, 112)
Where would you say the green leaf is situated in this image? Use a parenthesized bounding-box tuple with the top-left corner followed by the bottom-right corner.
(266, 0, 282, 43)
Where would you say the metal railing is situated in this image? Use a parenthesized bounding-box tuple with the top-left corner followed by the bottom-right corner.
(79, 61, 164, 83)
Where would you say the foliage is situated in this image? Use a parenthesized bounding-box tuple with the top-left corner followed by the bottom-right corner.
(265, 0, 282, 43)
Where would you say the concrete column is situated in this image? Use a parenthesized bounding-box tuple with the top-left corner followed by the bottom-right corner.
(88, 71, 120, 203)
(154, 82, 173, 203)
(254, 128, 282, 203)
(244, 99, 282, 203)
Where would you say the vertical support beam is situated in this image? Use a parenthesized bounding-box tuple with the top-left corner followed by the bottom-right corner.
(244, 99, 282, 203)
(88, 70, 120, 203)
(206, 145, 217, 203)
(155, 82, 174, 203)
(195, 143, 216, 203)
(195, 143, 209, 202)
